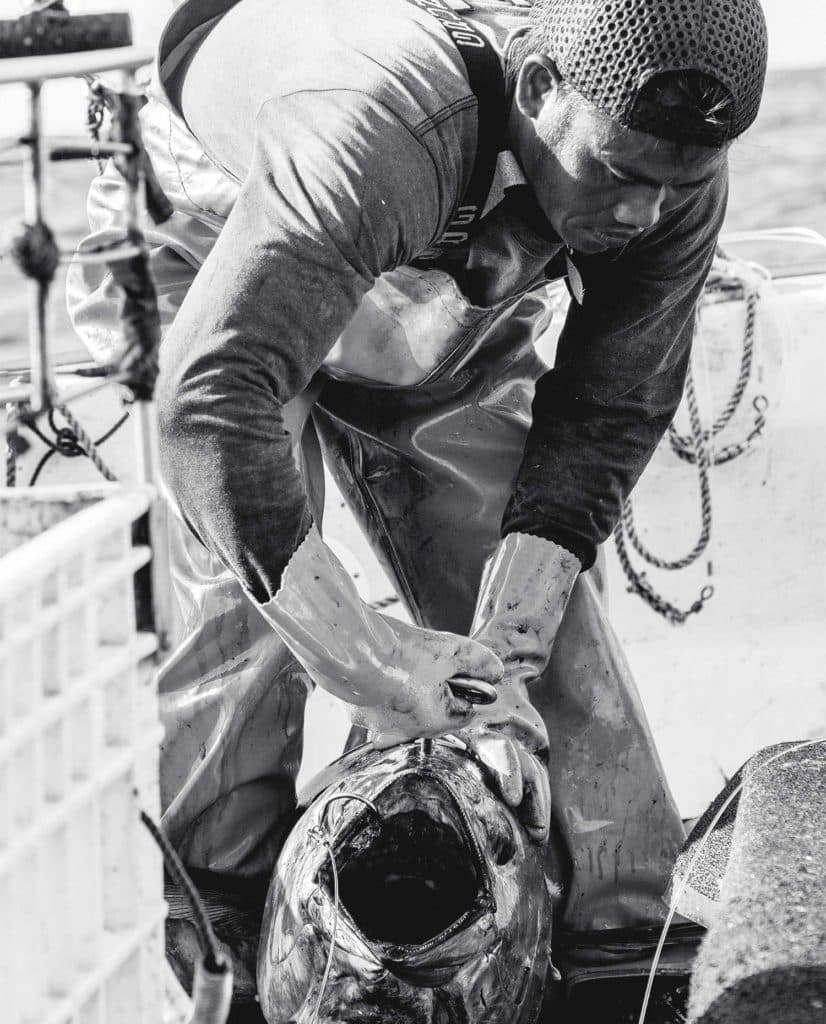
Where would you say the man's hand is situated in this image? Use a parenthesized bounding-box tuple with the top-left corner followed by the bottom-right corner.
(256, 524, 503, 743)
(459, 687, 551, 843)
(460, 532, 581, 843)
(350, 615, 504, 748)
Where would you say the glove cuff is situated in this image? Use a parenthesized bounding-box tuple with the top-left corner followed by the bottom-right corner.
(471, 532, 580, 674)
(256, 523, 393, 704)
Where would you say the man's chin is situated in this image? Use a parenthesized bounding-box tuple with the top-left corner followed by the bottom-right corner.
(564, 232, 608, 255)
(570, 235, 608, 254)
(568, 228, 637, 254)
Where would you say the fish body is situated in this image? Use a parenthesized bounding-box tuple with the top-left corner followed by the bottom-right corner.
(258, 737, 554, 1023)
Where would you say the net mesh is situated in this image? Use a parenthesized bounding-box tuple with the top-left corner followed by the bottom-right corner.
(540, 0, 768, 144)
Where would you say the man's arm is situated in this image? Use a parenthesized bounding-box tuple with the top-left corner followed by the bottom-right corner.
(502, 167, 729, 568)
(156, 91, 447, 601)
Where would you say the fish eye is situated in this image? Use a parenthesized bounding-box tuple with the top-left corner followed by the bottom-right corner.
(486, 813, 517, 866)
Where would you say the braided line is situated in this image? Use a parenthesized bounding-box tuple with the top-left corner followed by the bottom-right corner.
(5, 383, 23, 487)
(86, 82, 107, 174)
(55, 403, 118, 482)
(622, 358, 712, 572)
(669, 286, 760, 466)
(5, 434, 16, 487)
(613, 265, 768, 624)
(613, 519, 714, 626)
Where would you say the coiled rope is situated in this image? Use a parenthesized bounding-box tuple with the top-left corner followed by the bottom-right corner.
(615, 262, 770, 624)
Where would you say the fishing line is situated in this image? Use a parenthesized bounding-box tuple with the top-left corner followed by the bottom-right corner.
(307, 793, 382, 1024)
(637, 736, 825, 1024)
(321, 793, 381, 833)
(308, 832, 340, 1024)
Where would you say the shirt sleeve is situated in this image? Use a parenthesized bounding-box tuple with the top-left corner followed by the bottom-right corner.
(501, 166, 729, 569)
(156, 91, 446, 602)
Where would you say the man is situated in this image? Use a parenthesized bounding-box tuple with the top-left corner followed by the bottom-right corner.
(68, 0, 767, 1008)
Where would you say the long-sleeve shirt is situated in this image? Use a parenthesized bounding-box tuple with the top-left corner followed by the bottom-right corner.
(71, 0, 727, 601)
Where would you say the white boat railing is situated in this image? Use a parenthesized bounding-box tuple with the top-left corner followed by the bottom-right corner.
(0, 483, 172, 1024)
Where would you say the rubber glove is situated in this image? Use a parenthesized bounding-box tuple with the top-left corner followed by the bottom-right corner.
(257, 524, 504, 746)
(460, 532, 581, 843)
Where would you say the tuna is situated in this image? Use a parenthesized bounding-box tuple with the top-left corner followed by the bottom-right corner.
(257, 737, 556, 1023)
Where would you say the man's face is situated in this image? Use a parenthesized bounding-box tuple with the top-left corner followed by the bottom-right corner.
(517, 70, 727, 255)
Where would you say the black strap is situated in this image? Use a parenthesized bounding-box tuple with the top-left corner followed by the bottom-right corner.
(407, 0, 507, 256)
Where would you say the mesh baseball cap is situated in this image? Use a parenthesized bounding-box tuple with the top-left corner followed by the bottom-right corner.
(539, 0, 768, 146)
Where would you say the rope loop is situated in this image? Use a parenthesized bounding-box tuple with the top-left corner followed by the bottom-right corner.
(615, 252, 771, 624)
(614, 522, 714, 626)
(24, 405, 126, 485)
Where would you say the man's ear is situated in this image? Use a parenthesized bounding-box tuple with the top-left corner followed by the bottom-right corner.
(515, 55, 563, 119)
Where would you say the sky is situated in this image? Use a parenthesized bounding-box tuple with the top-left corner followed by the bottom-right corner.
(131, 0, 826, 69)
(0, 0, 824, 136)
(1, 0, 824, 67)
(114, 0, 826, 70)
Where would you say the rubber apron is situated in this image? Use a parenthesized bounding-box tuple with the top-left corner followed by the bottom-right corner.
(68, 100, 685, 939)
(155, 271, 686, 929)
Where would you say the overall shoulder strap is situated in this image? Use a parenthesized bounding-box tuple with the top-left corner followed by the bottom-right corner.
(407, 0, 508, 254)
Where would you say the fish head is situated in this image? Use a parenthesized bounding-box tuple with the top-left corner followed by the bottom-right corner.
(258, 737, 555, 1023)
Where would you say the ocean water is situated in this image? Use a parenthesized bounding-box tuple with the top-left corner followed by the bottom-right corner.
(0, 22, 824, 362)
(0, 5, 824, 818)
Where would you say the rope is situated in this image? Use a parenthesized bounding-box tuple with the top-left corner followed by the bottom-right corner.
(27, 406, 127, 485)
(5, 376, 27, 487)
(668, 288, 768, 467)
(86, 82, 107, 174)
(5, 432, 16, 487)
(615, 264, 769, 624)
(614, 523, 715, 626)
(56, 403, 118, 481)
(5, 399, 17, 487)
(9, 221, 60, 284)
(621, 359, 712, 572)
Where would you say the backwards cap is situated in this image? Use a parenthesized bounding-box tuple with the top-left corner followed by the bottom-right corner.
(540, 0, 768, 146)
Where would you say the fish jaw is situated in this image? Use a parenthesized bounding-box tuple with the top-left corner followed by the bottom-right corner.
(258, 739, 554, 1023)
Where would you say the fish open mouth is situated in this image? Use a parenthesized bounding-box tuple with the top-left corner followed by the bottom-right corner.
(321, 770, 491, 950)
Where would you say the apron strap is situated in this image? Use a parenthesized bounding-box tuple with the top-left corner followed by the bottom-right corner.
(407, 0, 508, 259)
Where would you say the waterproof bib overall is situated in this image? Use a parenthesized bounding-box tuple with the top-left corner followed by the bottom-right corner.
(67, 0, 686, 933)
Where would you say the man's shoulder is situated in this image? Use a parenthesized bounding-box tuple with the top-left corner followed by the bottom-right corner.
(167, 0, 534, 195)
(273, 0, 531, 125)
(171, 0, 531, 120)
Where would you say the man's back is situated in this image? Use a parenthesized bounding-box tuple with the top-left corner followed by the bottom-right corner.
(166, 0, 529, 187)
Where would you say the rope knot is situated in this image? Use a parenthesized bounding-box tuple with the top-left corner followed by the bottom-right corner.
(54, 426, 83, 457)
(10, 221, 60, 284)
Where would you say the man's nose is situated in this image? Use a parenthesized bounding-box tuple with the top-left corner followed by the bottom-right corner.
(613, 184, 667, 231)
